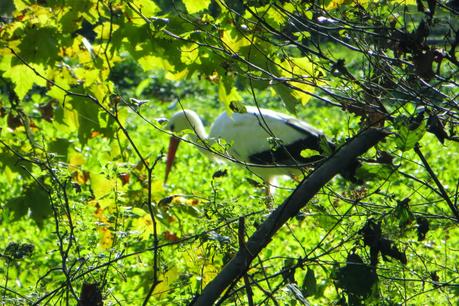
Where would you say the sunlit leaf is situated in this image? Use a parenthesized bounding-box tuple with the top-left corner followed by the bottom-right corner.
(220, 29, 251, 52)
(132, 0, 160, 17)
(68, 150, 85, 168)
(3, 64, 46, 100)
(272, 83, 299, 114)
(90, 172, 116, 199)
(183, 0, 210, 14)
(300, 148, 320, 158)
(180, 44, 201, 65)
(219, 78, 242, 112)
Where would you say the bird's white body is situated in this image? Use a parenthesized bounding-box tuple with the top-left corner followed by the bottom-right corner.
(166, 107, 328, 183)
(210, 107, 325, 179)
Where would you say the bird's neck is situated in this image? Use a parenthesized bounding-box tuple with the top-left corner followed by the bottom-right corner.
(187, 121, 208, 143)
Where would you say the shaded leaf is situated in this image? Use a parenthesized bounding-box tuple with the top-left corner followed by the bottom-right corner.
(427, 113, 448, 144)
(78, 283, 103, 306)
(394, 115, 426, 152)
(394, 198, 414, 229)
(158, 196, 174, 206)
(360, 219, 407, 266)
(6, 181, 51, 227)
(212, 169, 228, 179)
(335, 252, 378, 298)
(302, 268, 317, 297)
(18, 27, 59, 64)
(272, 83, 299, 114)
(7, 112, 22, 130)
(39, 102, 54, 122)
(4, 242, 34, 260)
(416, 216, 429, 241)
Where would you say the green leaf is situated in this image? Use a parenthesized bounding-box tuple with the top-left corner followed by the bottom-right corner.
(18, 27, 59, 64)
(394, 115, 426, 152)
(183, 0, 210, 14)
(90, 172, 115, 199)
(335, 253, 378, 298)
(355, 164, 394, 181)
(300, 148, 320, 158)
(3, 64, 46, 100)
(0, 0, 14, 16)
(302, 268, 317, 297)
(132, 0, 160, 16)
(6, 182, 51, 227)
(70, 96, 101, 145)
(219, 78, 241, 112)
(394, 198, 414, 229)
(272, 83, 299, 114)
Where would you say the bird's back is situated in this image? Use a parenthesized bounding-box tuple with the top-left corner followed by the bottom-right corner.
(209, 107, 326, 168)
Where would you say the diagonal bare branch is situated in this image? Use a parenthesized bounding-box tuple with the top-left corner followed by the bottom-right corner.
(193, 127, 389, 305)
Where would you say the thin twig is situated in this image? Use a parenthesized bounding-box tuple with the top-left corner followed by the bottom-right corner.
(414, 144, 459, 221)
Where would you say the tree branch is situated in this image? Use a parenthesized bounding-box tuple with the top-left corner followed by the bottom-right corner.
(192, 128, 389, 305)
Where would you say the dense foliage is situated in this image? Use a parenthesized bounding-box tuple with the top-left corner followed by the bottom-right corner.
(0, 0, 458, 305)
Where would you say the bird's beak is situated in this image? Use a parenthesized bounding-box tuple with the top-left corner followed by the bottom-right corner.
(165, 136, 180, 183)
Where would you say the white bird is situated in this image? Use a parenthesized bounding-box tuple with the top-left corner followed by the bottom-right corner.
(164, 106, 358, 189)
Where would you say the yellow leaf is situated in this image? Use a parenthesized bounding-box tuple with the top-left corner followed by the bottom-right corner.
(150, 179, 165, 202)
(74, 67, 99, 85)
(68, 151, 85, 168)
(184, 246, 220, 287)
(180, 44, 201, 65)
(138, 55, 173, 71)
(392, 0, 416, 4)
(219, 80, 242, 110)
(13, 0, 28, 11)
(52, 103, 79, 134)
(72, 36, 93, 64)
(166, 68, 189, 81)
(0, 55, 12, 71)
(153, 267, 180, 297)
(300, 148, 320, 158)
(28, 5, 55, 26)
(283, 2, 296, 13)
(132, 214, 160, 240)
(94, 22, 120, 40)
(276, 57, 325, 105)
(90, 82, 109, 103)
(98, 226, 114, 249)
(183, 0, 210, 14)
(90, 172, 116, 199)
(221, 30, 251, 52)
(93, 198, 115, 210)
(265, 5, 286, 27)
(89, 200, 114, 249)
(132, 0, 160, 17)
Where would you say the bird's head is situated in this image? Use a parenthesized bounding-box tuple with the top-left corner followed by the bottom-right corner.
(166, 109, 201, 133)
(165, 110, 205, 184)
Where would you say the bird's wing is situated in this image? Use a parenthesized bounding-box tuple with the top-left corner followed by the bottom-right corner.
(209, 108, 326, 165)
